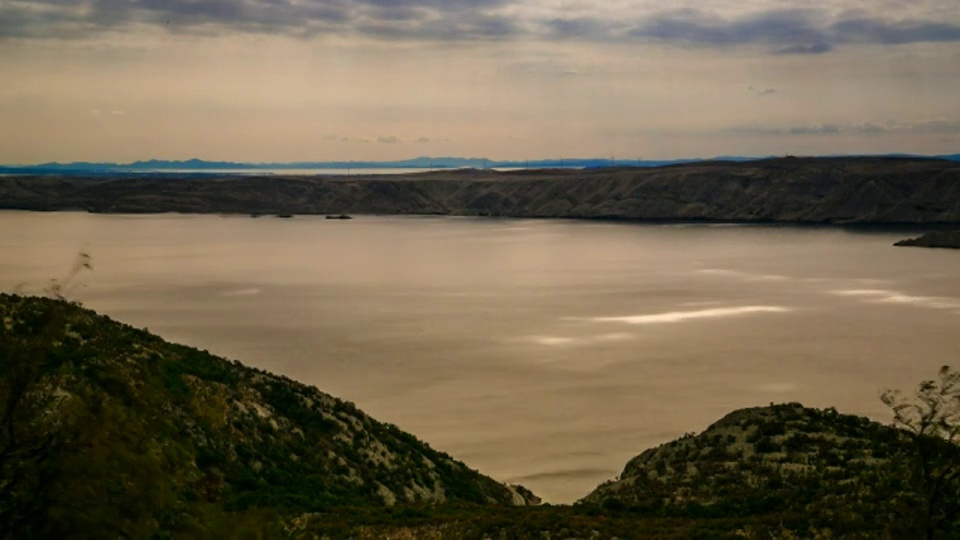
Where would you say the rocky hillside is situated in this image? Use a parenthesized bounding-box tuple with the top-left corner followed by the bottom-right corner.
(895, 230, 960, 249)
(298, 401, 960, 538)
(2, 157, 960, 223)
(0, 294, 534, 538)
(583, 402, 960, 537)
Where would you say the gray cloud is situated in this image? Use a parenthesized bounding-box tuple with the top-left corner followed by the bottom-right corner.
(544, 17, 618, 40)
(833, 17, 960, 46)
(730, 120, 960, 136)
(853, 120, 960, 134)
(790, 124, 841, 135)
(776, 42, 833, 55)
(626, 9, 832, 53)
(852, 122, 886, 133)
(559, 8, 960, 54)
(915, 121, 960, 134)
(0, 0, 516, 40)
(730, 123, 842, 136)
(3, 1, 960, 55)
(377, 135, 400, 143)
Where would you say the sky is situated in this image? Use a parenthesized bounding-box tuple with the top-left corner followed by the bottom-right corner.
(2, 0, 960, 163)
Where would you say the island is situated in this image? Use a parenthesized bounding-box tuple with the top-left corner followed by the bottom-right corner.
(2, 157, 960, 225)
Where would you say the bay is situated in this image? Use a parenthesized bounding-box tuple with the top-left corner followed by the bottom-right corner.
(1, 211, 958, 502)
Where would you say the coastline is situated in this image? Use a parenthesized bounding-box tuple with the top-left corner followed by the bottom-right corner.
(2, 157, 960, 225)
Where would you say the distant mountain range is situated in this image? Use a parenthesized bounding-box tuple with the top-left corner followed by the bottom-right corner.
(2, 154, 957, 174)
(5, 156, 960, 224)
(0, 156, 702, 174)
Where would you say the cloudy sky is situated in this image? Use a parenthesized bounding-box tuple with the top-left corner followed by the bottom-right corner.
(2, 0, 959, 163)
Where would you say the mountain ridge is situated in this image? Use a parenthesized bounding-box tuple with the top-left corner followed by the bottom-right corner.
(3, 156, 960, 224)
(3, 153, 958, 174)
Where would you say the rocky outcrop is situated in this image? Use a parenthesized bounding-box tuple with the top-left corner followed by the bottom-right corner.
(581, 403, 955, 535)
(2, 157, 960, 224)
(583, 404, 903, 505)
(895, 230, 960, 249)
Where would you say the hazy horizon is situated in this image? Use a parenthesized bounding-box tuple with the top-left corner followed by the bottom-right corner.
(2, 1, 959, 163)
(4, 152, 960, 170)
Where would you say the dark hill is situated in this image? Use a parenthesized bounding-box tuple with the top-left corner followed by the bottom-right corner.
(2, 157, 960, 223)
(0, 294, 534, 538)
(583, 402, 960, 537)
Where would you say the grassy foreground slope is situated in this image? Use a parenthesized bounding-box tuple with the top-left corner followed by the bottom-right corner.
(0, 294, 533, 539)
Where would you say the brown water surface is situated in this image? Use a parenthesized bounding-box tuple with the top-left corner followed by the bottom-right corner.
(2, 211, 958, 502)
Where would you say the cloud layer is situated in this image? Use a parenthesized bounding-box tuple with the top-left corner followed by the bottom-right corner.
(4, 1, 960, 54)
(3, 1, 959, 163)
(730, 120, 960, 137)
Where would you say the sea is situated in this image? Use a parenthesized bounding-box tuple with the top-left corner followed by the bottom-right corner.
(1, 211, 957, 502)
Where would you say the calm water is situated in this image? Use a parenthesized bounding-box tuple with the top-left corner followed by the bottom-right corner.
(1, 211, 958, 502)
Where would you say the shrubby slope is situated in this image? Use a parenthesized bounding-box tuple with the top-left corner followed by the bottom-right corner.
(0, 294, 533, 538)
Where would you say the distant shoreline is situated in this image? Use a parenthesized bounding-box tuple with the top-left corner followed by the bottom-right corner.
(3, 156, 960, 225)
(6, 208, 956, 232)
(1, 166, 551, 177)
(2, 153, 958, 176)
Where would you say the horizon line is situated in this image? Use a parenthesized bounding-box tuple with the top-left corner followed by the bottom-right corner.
(3, 152, 959, 169)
